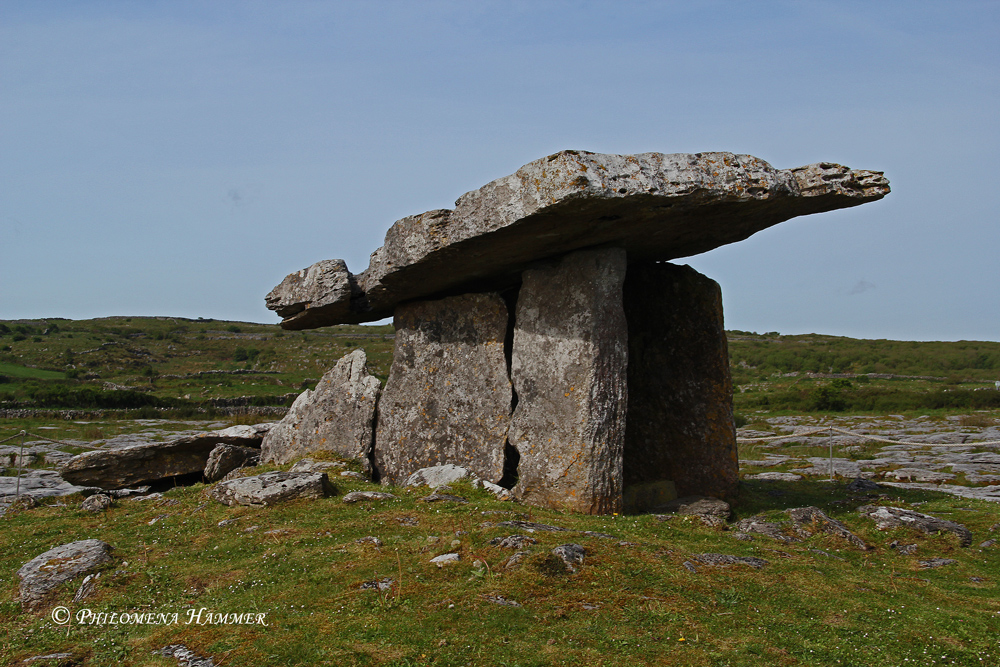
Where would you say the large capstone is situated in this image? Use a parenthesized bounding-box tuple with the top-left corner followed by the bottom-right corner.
(260, 349, 381, 470)
(623, 262, 738, 502)
(268, 152, 889, 328)
(373, 293, 512, 485)
(508, 248, 628, 514)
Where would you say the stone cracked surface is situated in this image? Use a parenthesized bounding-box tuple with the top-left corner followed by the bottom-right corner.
(508, 248, 627, 514)
(268, 151, 889, 327)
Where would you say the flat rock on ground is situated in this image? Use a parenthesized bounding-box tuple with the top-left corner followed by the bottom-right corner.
(208, 471, 335, 507)
(655, 495, 731, 527)
(858, 505, 973, 547)
(17, 539, 113, 611)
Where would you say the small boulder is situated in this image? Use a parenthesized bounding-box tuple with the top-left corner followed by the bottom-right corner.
(490, 535, 539, 549)
(17, 539, 113, 611)
(656, 495, 731, 527)
(208, 472, 335, 507)
(552, 544, 586, 573)
(430, 553, 460, 567)
(80, 493, 113, 513)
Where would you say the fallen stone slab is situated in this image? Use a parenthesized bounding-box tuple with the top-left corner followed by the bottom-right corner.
(203, 444, 259, 483)
(208, 471, 335, 507)
(269, 151, 888, 327)
(17, 539, 113, 611)
(60, 425, 272, 489)
(420, 492, 468, 504)
(786, 506, 870, 550)
(260, 349, 381, 469)
(690, 553, 768, 569)
(858, 505, 973, 547)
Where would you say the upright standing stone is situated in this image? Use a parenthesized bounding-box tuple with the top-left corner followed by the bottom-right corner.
(508, 248, 628, 514)
(374, 293, 512, 485)
(623, 262, 738, 501)
(260, 349, 382, 470)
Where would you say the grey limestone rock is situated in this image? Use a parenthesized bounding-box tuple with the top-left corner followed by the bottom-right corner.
(858, 505, 973, 547)
(342, 491, 397, 503)
(261, 349, 381, 469)
(919, 558, 957, 569)
(404, 464, 474, 488)
(509, 248, 628, 515)
(60, 425, 269, 489)
(691, 553, 768, 569)
(655, 495, 731, 527)
(203, 444, 259, 483)
(623, 262, 738, 503)
(17, 539, 113, 611)
(208, 471, 335, 507)
(80, 493, 113, 513)
(733, 517, 796, 543)
(786, 506, 870, 550)
(265, 259, 362, 330)
(552, 544, 586, 573)
(374, 293, 512, 485)
(490, 534, 539, 549)
(268, 151, 888, 327)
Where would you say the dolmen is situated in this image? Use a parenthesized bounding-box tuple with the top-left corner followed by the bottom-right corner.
(264, 150, 889, 514)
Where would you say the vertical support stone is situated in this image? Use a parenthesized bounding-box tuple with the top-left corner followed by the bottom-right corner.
(373, 293, 512, 485)
(623, 262, 738, 503)
(509, 247, 628, 515)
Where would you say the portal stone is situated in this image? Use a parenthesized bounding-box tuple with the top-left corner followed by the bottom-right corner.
(623, 262, 738, 501)
(508, 248, 628, 514)
(373, 293, 512, 485)
(260, 349, 381, 470)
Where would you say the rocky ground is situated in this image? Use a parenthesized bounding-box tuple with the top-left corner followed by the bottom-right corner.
(739, 413, 1000, 501)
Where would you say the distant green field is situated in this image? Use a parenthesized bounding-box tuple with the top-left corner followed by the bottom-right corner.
(0, 362, 64, 380)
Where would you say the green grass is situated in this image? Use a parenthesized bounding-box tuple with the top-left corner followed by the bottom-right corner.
(0, 362, 65, 380)
(2, 465, 999, 666)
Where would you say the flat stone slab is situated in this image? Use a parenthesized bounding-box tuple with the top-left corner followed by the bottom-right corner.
(268, 151, 888, 327)
(17, 539, 113, 611)
(60, 425, 270, 489)
(208, 471, 335, 507)
(857, 505, 973, 547)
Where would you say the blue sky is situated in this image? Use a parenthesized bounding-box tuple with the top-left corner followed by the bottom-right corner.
(1, 1, 997, 341)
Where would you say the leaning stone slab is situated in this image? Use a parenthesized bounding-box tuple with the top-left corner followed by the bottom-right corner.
(261, 349, 381, 469)
(623, 262, 738, 501)
(17, 539, 113, 611)
(509, 248, 628, 515)
(60, 425, 271, 489)
(269, 151, 888, 327)
(374, 293, 512, 485)
(857, 505, 973, 547)
(208, 471, 335, 507)
(204, 444, 259, 483)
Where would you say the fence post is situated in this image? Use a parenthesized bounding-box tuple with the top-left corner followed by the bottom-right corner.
(15, 430, 27, 497)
